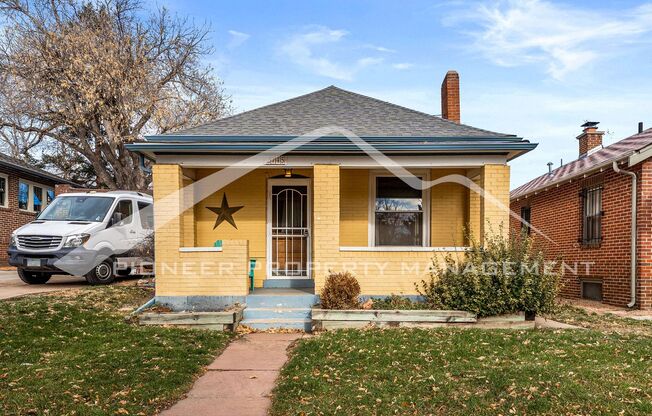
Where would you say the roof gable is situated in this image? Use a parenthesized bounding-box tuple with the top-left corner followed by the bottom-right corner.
(160, 86, 513, 139)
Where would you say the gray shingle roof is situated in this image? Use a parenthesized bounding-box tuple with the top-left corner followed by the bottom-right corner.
(511, 128, 652, 200)
(0, 152, 76, 185)
(161, 86, 513, 138)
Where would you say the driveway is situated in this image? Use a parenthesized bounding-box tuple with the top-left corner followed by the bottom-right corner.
(0, 269, 87, 300)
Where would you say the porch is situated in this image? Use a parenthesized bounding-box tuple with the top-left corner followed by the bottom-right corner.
(151, 162, 510, 310)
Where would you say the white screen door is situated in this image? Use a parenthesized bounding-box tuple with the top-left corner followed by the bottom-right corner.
(267, 179, 311, 278)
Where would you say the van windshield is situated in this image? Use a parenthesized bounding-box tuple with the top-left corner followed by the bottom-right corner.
(37, 196, 115, 222)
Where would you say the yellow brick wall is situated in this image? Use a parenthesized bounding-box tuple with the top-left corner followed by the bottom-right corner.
(429, 169, 468, 246)
(313, 165, 341, 291)
(480, 164, 510, 239)
(340, 169, 369, 246)
(152, 164, 249, 296)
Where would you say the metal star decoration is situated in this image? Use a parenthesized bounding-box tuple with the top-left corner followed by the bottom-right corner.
(207, 194, 244, 230)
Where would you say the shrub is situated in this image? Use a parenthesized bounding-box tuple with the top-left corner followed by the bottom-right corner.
(416, 229, 561, 317)
(320, 271, 361, 309)
(371, 295, 428, 310)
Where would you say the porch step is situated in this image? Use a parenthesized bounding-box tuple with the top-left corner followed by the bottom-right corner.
(243, 290, 317, 331)
(263, 279, 315, 289)
(243, 307, 311, 320)
(245, 294, 317, 309)
(240, 318, 312, 331)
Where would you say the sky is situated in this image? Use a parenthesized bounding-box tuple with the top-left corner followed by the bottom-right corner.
(150, 0, 652, 188)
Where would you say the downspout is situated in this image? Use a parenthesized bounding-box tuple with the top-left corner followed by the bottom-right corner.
(139, 154, 152, 174)
(612, 161, 637, 308)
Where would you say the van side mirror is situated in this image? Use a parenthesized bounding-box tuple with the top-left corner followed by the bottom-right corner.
(109, 212, 124, 227)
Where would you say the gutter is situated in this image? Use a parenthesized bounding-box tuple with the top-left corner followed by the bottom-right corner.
(612, 161, 637, 308)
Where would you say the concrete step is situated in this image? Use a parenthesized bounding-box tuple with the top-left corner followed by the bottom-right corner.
(241, 318, 312, 331)
(243, 307, 312, 320)
(245, 294, 317, 308)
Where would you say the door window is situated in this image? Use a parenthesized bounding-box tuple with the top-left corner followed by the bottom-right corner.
(112, 200, 133, 225)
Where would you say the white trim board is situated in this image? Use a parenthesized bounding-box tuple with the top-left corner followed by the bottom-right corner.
(157, 154, 508, 168)
(0, 173, 8, 208)
(340, 246, 469, 252)
(179, 247, 223, 252)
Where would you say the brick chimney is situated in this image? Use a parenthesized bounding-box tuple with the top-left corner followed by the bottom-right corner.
(441, 70, 460, 123)
(577, 121, 604, 157)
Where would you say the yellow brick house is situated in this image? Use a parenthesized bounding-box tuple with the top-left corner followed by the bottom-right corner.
(126, 71, 536, 322)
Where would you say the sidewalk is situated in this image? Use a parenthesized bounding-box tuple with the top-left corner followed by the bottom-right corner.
(160, 332, 305, 416)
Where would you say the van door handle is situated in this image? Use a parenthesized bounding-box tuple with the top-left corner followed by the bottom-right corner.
(129, 230, 136, 234)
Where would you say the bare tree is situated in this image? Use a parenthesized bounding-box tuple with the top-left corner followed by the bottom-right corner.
(0, 77, 46, 160)
(0, 0, 230, 189)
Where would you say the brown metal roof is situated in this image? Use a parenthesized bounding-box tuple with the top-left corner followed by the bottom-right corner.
(511, 128, 652, 200)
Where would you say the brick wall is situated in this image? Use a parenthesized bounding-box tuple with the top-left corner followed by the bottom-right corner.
(0, 166, 60, 266)
(510, 160, 652, 309)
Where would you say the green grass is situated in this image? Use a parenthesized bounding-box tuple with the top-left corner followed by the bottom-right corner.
(0, 286, 233, 416)
(271, 328, 652, 415)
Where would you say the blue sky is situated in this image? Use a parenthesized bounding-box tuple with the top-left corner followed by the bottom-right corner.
(153, 0, 652, 188)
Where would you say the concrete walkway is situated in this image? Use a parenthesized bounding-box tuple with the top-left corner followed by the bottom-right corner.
(0, 269, 87, 300)
(160, 333, 305, 416)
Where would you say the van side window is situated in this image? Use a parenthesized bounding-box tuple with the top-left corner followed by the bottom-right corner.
(112, 200, 133, 225)
(137, 202, 154, 229)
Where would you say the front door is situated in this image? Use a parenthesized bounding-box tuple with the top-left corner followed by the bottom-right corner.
(267, 179, 311, 279)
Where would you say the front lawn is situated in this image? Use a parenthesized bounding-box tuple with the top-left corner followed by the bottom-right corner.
(547, 303, 652, 335)
(0, 286, 232, 416)
(272, 328, 652, 415)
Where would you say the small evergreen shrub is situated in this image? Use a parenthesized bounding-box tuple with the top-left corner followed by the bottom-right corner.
(320, 271, 361, 309)
(416, 230, 561, 317)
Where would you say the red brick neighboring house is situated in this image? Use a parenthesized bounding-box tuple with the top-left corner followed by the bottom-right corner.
(0, 153, 76, 265)
(510, 123, 652, 309)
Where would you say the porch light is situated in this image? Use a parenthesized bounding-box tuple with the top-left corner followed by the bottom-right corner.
(284, 168, 293, 178)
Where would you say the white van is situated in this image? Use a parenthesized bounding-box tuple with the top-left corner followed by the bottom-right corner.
(7, 191, 154, 285)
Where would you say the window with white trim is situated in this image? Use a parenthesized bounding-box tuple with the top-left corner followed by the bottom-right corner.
(0, 174, 8, 208)
(373, 176, 425, 246)
(18, 180, 55, 212)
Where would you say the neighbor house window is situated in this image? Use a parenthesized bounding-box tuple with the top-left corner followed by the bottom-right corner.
(373, 176, 424, 246)
(18, 181, 29, 210)
(33, 186, 43, 212)
(520, 206, 531, 235)
(18, 180, 54, 212)
(0, 174, 7, 208)
(580, 184, 603, 246)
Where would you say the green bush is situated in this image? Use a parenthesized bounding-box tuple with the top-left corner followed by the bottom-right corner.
(371, 295, 428, 310)
(320, 271, 361, 309)
(416, 230, 561, 317)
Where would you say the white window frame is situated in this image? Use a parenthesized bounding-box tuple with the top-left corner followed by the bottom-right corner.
(18, 179, 55, 213)
(368, 170, 430, 247)
(0, 173, 8, 208)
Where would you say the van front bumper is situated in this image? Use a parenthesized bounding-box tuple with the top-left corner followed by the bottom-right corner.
(7, 246, 101, 274)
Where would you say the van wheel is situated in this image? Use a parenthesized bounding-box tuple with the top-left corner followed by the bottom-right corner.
(17, 268, 51, 284)
(85, 260, 115, 285)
